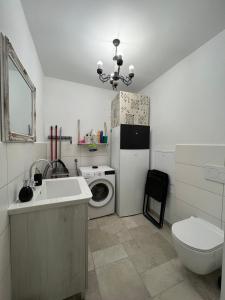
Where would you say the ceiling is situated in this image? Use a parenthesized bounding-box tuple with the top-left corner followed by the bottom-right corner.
(21, 0, 225, 92)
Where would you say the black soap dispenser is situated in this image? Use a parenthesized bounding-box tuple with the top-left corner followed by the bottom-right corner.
(34, 167, 42, 186)
(19, 180, 33, 202)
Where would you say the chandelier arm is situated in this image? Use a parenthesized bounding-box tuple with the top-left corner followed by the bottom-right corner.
(119, 75, 133, 86)
(99, 73, 111, 83)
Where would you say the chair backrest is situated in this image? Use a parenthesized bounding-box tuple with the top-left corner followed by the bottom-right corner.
(145, 169, 169, 203)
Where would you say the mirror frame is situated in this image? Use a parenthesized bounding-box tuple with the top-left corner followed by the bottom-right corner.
(0, 33, 36, 142)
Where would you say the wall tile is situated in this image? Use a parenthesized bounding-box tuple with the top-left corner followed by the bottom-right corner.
(23, 144, 35, 173)
(176, 144, 225, 166)
(47, 141, 80, 159)
(0, 143, 7, 188)
(33, 142, 47, 161)
(176, 163, 223, 195)
(7, 174, 25, 206)
(222, 197, 225, 222)
(80, 144, 109, 157)
(0, 186, 9, 235)
(6, 144, 26, 183)
(176, 180, 222, 219)
(0, 226, 10, 283)
(80, 155, 109, 167)
(61, 156, 78, 171)
(153, 150, 175, 184)
(175, 198, 221, 228)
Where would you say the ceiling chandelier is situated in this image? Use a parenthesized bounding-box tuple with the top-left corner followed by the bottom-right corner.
(96, 38, 135, 90)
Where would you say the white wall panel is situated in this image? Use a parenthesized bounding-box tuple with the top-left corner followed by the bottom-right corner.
(176, 163, 223, 195)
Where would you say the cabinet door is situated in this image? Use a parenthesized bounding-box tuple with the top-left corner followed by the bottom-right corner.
(10, 204, 88, 300)
(118, 149, 149, 216)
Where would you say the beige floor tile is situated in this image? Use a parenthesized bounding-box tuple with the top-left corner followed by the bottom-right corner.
(159, 281, 204, 300)
(129, 249, 158, 274)
(86, 291, 102, 300)
(170, 259, 220, 300)
(86, 271, 102, 300)
(121, 214, 157, 230)
(136, 232, 177, 262)
(100, 221, 124, 235)
(88, 219, 99, 230)
(116, 228, 133, 243)
(121, 216, 138, 229)
(88, 249, 94, 271)
(158, 224, 173, 245)
(122, 239, 142, 257)
(88, 215, 219, 300)
(88, 228, 118, 252)
(130, 214, 155, 227)
(142, 258, 184, 297)
(124, 233, 176, 274)
(129, 224, 159, 241)
(183, 269, 221, 300)
(93, 244, 128, 268)
(123, 239, 157, 273)
(96, 258, 150, 300)
(97, 214, 121, 227)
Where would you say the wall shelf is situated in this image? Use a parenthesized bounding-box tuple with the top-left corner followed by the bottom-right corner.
(77, 143, 108, 145)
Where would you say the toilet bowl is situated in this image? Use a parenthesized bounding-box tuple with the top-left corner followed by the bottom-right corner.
(172, 217, 224, 275)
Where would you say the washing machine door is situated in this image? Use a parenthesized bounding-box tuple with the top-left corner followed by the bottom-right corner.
(89, 179, 114, 207)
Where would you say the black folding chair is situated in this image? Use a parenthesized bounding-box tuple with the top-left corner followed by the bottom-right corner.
(143, 169, 169, 228)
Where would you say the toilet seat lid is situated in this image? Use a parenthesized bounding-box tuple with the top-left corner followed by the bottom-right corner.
(172, 217, 224, 251)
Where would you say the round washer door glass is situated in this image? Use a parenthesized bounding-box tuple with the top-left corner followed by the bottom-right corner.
(89, 179, 113, 207)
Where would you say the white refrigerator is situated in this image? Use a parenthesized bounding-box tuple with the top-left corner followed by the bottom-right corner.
(111, 125, 150, 217)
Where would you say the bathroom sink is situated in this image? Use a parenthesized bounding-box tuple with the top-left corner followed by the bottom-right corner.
(8, 177, 92, 215)
(39, 177, 82, 200)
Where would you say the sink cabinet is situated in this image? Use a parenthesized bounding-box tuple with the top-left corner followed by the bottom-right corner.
(10, 203, 88, 300)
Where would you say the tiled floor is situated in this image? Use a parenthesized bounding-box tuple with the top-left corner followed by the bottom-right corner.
(86, 214, 221, 300)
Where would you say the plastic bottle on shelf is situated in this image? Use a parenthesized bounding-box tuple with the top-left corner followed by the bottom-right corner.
(97, 130, 101, 143)
(100, 130, 103, 143)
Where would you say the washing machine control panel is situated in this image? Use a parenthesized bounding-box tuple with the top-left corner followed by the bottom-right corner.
(79, 166, 115, 179)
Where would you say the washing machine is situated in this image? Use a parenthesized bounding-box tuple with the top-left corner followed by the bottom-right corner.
(78, 166, 115, 219)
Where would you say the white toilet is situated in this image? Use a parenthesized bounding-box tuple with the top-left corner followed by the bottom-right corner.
(172, 216, 224, 275)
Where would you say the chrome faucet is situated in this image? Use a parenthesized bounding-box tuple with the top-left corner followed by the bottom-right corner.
(29, 159, 53, 185)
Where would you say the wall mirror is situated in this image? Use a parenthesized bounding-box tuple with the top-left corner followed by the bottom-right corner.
(0, 33, 36, 142)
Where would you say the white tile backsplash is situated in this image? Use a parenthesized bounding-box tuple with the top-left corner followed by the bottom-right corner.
(175, 145, 225, 228)
(80, 144, 109, 157)
(176, 163, 223, 195)
(0, 142, 47, 299)
(46, 141, 110, 171)
(80, 155, 109, 167)
(0, 226, 10, 282)
(6, 143, 26, 183)
(0, 143, 7, 189)
(176, 180, 222, 219)
(175, 198, 222, 228)
(0, 186, 9, 235)
(176, 144, 225, 166)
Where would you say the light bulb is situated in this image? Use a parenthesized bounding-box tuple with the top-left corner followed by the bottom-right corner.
(129, 65, 134, 74)
(97, 60, 103, 69)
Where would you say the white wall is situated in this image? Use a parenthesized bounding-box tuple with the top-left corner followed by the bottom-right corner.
(0, 0, 45, 141)
(141, 29, 225, 148)
(140, 29, 225, 221)
(44, 77, 115, 172)
(140, 30, 225, 299)
(0, 1, 47, 298)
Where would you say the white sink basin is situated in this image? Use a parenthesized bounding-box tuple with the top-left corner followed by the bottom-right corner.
(38, 177, 82, 200)
(8, 177, 92, 215)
